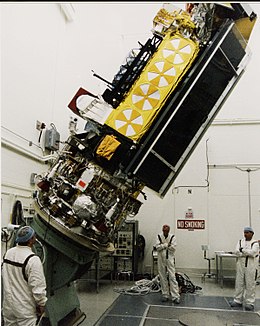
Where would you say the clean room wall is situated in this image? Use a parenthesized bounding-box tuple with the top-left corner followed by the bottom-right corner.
(1, 2, 162, 143)
(1, 2, 260, 274)
(138, 122, 260, 273)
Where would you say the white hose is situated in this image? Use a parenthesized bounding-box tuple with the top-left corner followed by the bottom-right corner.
(113, 275, 161, 296)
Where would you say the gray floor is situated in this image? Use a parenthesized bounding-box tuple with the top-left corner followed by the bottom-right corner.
(75, 274, 260, 326)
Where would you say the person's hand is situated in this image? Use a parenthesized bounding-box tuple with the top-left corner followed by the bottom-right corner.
(36, 305, 45, 316)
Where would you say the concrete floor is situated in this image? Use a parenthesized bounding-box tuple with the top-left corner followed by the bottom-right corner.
(75, 274, 260, 326)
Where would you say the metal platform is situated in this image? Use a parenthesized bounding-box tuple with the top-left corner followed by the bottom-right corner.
(95, 292, 260, 326)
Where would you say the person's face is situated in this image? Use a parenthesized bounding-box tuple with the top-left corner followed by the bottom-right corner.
(163, 225, 170, 236)
(244, 231, 253, 241)
(29, 235, 37, 246)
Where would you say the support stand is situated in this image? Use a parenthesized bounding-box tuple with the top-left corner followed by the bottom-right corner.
(30, 216, 96, 326)
(201, 245, 215, 282)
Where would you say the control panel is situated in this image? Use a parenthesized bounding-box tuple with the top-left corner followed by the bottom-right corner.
(113, 220, 139, 277)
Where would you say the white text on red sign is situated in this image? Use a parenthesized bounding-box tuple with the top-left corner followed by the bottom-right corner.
(177, 220, 205, 229)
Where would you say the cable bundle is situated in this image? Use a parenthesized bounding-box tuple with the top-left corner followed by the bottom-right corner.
(113, 275, 161, 296)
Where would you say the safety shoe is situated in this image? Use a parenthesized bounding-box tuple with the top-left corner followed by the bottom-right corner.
(172, 298, 180, 304)
(161, 297, 169, 302)
(245, 304, 254, 311)
(230, 301, 242, 307)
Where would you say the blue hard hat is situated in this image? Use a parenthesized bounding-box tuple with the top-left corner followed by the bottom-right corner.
(16, 226, 35, 243)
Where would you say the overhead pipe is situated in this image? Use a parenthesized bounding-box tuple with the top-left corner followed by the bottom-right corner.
(209, 164, 260, 227)
(1, 137, 56, 163)
(1, 181, 33, 195)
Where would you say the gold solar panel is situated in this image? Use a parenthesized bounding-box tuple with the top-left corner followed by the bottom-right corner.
(105, 32, 200, 141)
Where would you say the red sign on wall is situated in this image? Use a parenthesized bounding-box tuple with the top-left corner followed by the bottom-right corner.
(177, 219, 205, 230)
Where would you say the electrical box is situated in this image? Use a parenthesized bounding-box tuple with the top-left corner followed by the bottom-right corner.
(44, 129, 60, 151)
(30, 173, 37, 185)
(113, 220, 139, 276)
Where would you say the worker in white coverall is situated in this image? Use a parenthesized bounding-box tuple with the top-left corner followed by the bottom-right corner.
(155, 224, 180, 303)
(230, 226, 259, 311)
(2, 226, 47, 326)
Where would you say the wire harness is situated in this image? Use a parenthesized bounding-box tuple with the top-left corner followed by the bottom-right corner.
(113, 275, 161, 296)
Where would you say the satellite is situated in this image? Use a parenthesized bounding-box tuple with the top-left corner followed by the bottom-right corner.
(31, 4, 257, 324)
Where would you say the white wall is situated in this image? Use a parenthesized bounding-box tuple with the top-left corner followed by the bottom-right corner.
(1, 2, 260, 274)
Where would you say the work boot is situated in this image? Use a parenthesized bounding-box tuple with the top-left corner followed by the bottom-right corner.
(245, 304, 254, 311)
(161, 296, 169, 302)
(230, 301, 242, 308)
(172, 297, 180, 304)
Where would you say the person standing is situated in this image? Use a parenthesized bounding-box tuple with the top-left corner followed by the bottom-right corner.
(155, 224, 180, 303)
(2, 226, 47, 325)
(230, 226, 259, 311)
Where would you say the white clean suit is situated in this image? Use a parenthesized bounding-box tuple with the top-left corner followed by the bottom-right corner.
(233, 238, 259, 306)
(155, 232, 180, 300)
(2, 245, 47, 326)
